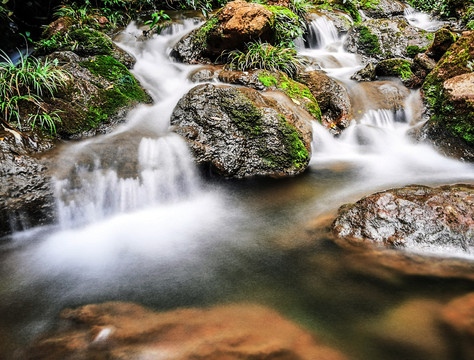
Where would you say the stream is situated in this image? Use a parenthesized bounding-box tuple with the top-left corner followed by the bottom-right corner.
(1, 10, 474, 360)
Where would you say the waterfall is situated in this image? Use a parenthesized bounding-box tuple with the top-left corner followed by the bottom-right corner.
(404, 7, 444, 31)
(305, 16, 339, 49)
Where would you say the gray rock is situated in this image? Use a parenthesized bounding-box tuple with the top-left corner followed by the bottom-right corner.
(170, 84, 312, 178)
(344, 19, 433, 62)
(351, 63, 377, 81)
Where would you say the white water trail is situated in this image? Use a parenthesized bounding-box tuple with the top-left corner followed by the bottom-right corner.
(404, 7, 444, 32)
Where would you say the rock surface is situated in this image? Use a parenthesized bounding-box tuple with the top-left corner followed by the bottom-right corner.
(300, 70, 352, 132)
(171, 0, 275, 63)
(344, 19, 432, 62)
(23, 302, 348, 360)
(358, 0, 407, 19)
(332, 184, 474, 253)
(441, 293, 474, 359)
(0, 131, 56, 238)
(170, 83, 313, 178)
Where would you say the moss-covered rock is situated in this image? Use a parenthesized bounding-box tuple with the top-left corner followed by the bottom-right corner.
(426, 28, 458, 61)
(375, 58, 421, 87)
(44, 52, 151, 138)
(421, 31, 474, 160)
(170, 0, 303, 64)
(344, 19, 433, 62)
(170, 83, 312, 178)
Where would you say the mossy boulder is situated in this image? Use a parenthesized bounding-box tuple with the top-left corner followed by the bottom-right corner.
(421, 31, 474, 160)
(44, 51, 151, 138)
(375, 58, 421, 87)
(170, 83, 313, 178)
(426, 28, 458, 61)
(344, 19, 433, 62)
(170, 0, 301, 64)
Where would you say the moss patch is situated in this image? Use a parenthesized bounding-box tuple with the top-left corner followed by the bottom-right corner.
(358, 26, 381, 55)
(377, 59, 413, 80)
(79, 55, 151, 130)
(259, 115, 309, 169)
(406, 45, 427, 58)
(258, 71, 322, 122)
(220, 88, 263, 136)
(195, 16, 219, 50)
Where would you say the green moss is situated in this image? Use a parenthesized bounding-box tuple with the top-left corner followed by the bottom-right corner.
(79, 55, 150, 129)
(195, 15, 219, 49)
(378, 59, 413, 80)
(406, 45, 427, 58)
(358, 26, 381, 55)
(37, 28, 114, 56)
(259, 71, 322, 122)
(259, 115, 309, 169)
(220, 89, 263, 136)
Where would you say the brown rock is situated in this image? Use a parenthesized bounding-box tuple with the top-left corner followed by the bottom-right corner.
(426, 28, 458, 62)
(24, 302, 348, 360)
(441, 293, 474, 359)
(443, 72, 474, 101)
(300, 70, 352, 132)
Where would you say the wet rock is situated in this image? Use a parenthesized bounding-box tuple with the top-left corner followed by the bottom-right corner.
(44, 51, 151, 139)
(171, 0, 274, 63)
(189, 65, 222, 83)
(332, 184, 474, 254)
(170, 83, 313, 178)
(421, 31, 474, 160)
(441, 293, 474, 359)
(375, 58, 422, 88)
(358, 0, 407, 19)
(299, 70, 352, 132)
(426, 28, 458, 61)
(0, 131, 56, 238)
(351, 63, 377, 81)
(349, 81, 409, 115)
(218, 69, 267, 90)
(23, 302, 348, 360)
(344, 19, 433, 62)
(307, 11, 353, 35)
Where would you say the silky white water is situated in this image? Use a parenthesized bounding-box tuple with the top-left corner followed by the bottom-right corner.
(0, 12, 473, 360)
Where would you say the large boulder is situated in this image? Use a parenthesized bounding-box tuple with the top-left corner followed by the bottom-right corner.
(299, 70, 352, 133)
(344, 19, 433, 62)
(23, 302, 348, 360)
(420, 31, 474, 161)
(170, 83, 313, 178)
(358, 0, 407, 19)
(41, 51, 151, 139)
(332, 184, 474, 253)
(0, 131, 56, 238)
(171, 0, 275, 63)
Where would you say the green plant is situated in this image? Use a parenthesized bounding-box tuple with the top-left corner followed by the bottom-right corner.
(144, 10, 171, 35)
(288, 0, 313, 19)
(226, 41, 305, 78)
(0, 50, 68, 133)
(269, 6, 306, 47)
(358, 26, 381, 55)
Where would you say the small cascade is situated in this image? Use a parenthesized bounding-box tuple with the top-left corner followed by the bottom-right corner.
(304, 16, 339, 49)
(55, 135, 199, 228)
(404, 7, 444, 31)
(299, 16, 360, 79)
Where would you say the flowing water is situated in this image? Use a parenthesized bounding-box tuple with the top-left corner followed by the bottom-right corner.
(1, 13, 474, 360)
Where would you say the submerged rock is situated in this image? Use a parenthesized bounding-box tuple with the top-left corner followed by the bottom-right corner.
(344, 19, 433, 62)
(171, 83, 313, 178)
(23, 302, 348, 360)
(441, 292, 474, 360)
(332, 184, 474, 253)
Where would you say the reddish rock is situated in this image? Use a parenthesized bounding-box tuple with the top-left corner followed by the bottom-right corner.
(332, 184, 474, 252)
(23, 302, 348, 360)
(300, 70, 352, 133)
(441, 293, 474, 359)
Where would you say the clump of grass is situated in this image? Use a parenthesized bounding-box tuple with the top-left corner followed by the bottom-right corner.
(0, 50, 68, 134)
(226, 41, 306, 78)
